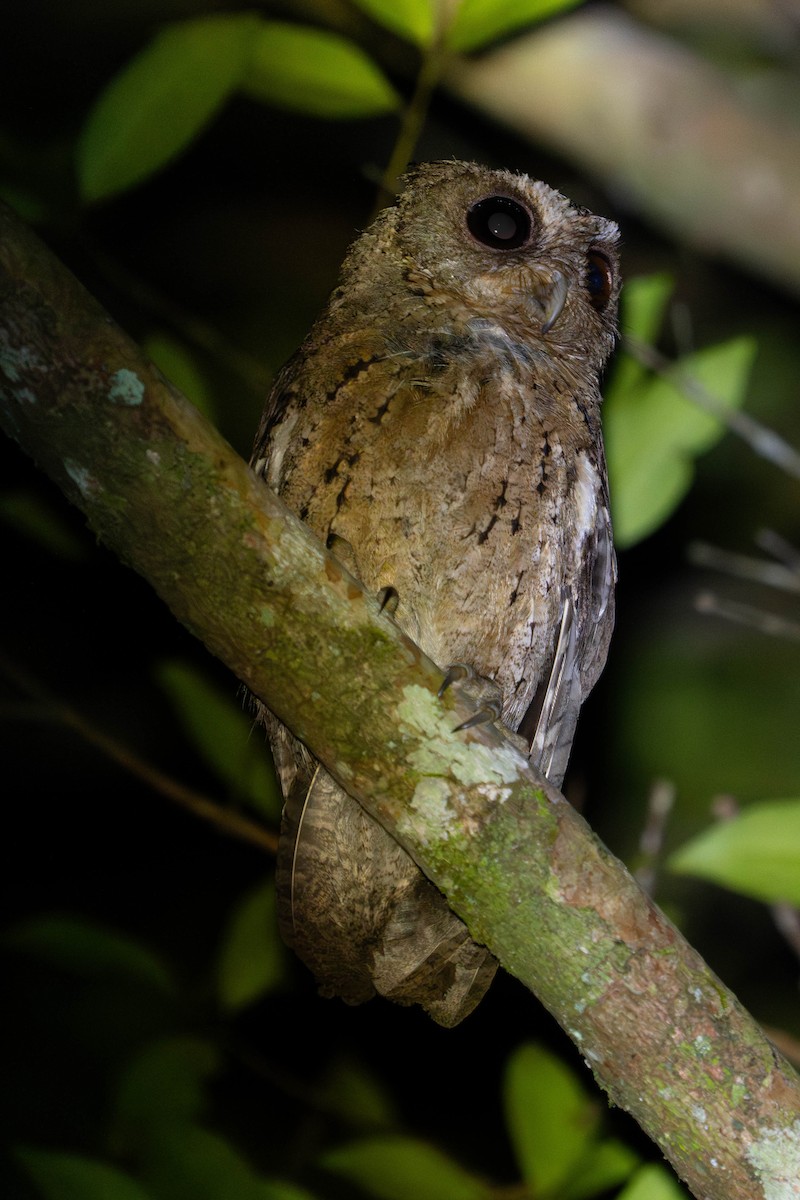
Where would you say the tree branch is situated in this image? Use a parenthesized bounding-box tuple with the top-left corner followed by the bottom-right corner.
(1, 201, 798, 1199)
(445, 6, 800, 296)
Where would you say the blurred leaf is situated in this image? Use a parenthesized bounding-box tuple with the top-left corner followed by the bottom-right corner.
(447, 0, 584, 53)
(4, 916, 175, 995)
(78, 14, 255, 201)
(617, 1163, 690, 1199)
(614, 625, 800, 812)
(0, 183, 50, 223)
(321, 1055, 399, 1130)
(144, 334, 216, 425)
(155, 660, 280, 820)
(113, 1037, 219, 1152)
(351, 0, 436, 47)
(217, 880, 284, 1011)
(243, 23, 400, 117)
(504, 1043, 599, 1195)
(614, 273, 674, 397)
(0, 489, 88, 558)
(561, 1139, 639, 1200)
(16, 1148, 153, 1200)
(260, 1186, 319, 1200)
(321, 1136, 489, 1200)
(260, 1184, 319, 1200)
(605, 336, 756, 547)
(620, 274, 674, 344)
(670, 799, 800, 905)
(142, 1125, 303, 1200)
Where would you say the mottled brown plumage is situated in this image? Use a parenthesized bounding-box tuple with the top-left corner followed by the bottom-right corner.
(252, 161, 620, 1025)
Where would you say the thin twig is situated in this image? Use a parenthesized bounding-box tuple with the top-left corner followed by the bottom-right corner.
(771, 903, 800, 967)
(756, 527, 800, 573)
(375, 36, 452, 212)
(0, 651, 277, 854)
(688, 541, 800, 593)
(623, 333, 800, 481)
(634, 778, 676, 898)
(694, 591, 800, 641)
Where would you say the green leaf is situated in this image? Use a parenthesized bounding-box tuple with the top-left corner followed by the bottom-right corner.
(321, 1055, 399, 1130)
(155, 659, 280, 820)
(351, 0, 437, 47)
(78, 14, 256, 201)
(142, 1125, 294, 1200)
(620, 274, 674, 345)
(604, 336, 756, 547)
(243, 22, 400, 117)
(613, 273, 674, 398)
(217, 880, 285, 1011)
(670, 799, 800, 906)
(617, 1163, 690, 1199)
(144, 334, 216, 425)
(504, 1043, 599, 1196)
(561, 1139, 639, 1200)
(261, 1184, 319, 1200)
(447, 0, 583, 53)
(113, 1037, 219, 1151)
(321, 1136, 489, 1200)
(4, 916, 175, 995)
(0, 489, 88, 558)
(16, 1148, 153, 1200)
(0, 182, 50, 223)
(613, 621, 800, 809)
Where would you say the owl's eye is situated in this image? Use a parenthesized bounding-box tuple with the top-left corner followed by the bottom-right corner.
(467, 196, 532, 251)
(586, 250, 614, 311)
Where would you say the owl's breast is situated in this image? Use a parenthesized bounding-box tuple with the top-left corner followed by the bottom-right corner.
(270, 339, 607, 728)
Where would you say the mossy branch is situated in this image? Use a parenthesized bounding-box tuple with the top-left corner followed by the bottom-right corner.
(1, 201, 799, 1199)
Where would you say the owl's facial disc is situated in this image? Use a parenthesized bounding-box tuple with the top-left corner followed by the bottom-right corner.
(464, 194, 571, 334)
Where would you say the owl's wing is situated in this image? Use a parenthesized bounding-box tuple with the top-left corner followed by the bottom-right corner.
(529, 591, 581, 789)
(528, 502, 615, 790)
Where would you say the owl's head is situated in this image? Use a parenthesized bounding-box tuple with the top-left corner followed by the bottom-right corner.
(342, 161, 620, 374)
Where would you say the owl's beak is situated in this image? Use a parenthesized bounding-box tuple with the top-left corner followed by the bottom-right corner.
(540, 270, 568, 334)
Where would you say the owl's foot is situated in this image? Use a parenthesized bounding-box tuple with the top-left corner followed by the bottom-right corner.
(438, 663, 503, 730)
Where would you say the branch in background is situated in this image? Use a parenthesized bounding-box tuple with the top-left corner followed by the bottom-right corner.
(689, 542, 800, 594)
(633, 778, 677, 898)
(2, 200, 799, 1199)
(695, 591, 800, 641)
(445, 6, 800, 295)
(691, 530, 800, 641)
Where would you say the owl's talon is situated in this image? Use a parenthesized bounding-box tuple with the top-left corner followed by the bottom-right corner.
(438, 662, 472, 699)
(454, 703, 501, 733)
(439, 663, 503, 730)
(378, 586, 399, 615)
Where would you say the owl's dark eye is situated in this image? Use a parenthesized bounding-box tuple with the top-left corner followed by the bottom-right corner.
(586, 250, 613, 311)
(466, 196, 532, 251)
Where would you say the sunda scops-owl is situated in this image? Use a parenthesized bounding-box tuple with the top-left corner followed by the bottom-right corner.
(252, 161, 620, 1026)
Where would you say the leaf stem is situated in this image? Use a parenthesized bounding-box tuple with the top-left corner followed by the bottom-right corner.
(375, 37, 452, 211)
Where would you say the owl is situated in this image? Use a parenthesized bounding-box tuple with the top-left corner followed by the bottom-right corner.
(252, 161, 620, 1025)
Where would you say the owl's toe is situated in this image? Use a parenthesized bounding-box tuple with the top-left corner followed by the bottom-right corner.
(438, 663, 503, 729)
